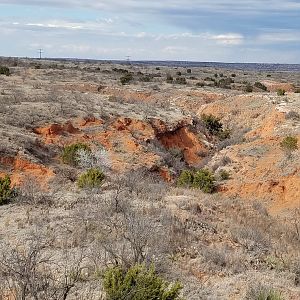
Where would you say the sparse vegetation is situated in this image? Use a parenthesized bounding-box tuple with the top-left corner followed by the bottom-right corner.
(219, 169, 230, 180)
(280, 136, 298, 158)
(245, 83, 253, 92)
(254, 82, 268, 91)
(0, 59, 300, 299)
(175, 77, 187, 85)
(120, 73, 133, 85)
(166, 74, 173, 83)
(201, 114, 231, 139)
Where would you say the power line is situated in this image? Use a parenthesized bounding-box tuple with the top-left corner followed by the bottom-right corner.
(38, 49, 44, 59)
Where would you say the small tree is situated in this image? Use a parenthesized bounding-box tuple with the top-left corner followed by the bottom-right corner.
(61, 143, 90, 166)
(280, 136, 298, 158)
(177, 170, 194, 187)
(103, 264, 183, 300)
(201, 114, 223, 135)
(77, 168, 105, 189)
(0, 175, 14, 205)
(192, 169, 215, 193)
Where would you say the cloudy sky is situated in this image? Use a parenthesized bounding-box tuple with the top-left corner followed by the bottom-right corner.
(0, 0, 299, 63)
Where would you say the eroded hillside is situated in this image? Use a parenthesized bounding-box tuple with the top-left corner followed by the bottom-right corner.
(0, 58, 299, 299)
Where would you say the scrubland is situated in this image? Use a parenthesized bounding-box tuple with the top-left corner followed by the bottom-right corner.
(0, 57, 299, 299)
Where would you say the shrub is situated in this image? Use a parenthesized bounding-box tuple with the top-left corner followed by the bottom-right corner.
(192, 169, 215, 193)
(77, 168, 105, 189)
(254, 82, 268, 91)
(120, 73, 133, 85)
(166, 74, 173, 83)
(196, 82, 205, 87)
(178, 169, 215, 193)
(177, 170, 194, 187)
(140, 75, 151, 82)
(285, 111, 300, 120)
(216, 78, 233, 89)
(0, 66, 10, 76)
(103, 264, 183, 300)
(201, 114, 223, 135)
(277, 89, 286, 96)
(245, 84, 253, 93)
(255, 290, 284, 300)
(61, 143, 91, 166)
(0, 175, 14, 205)
(295, 88, 300, 93)
(176, 71, 182, 76)
(187, 68, 192, 74)
(217, 128, 231, 140)
(219, 170, 230, 180)
(231, 73, 236, 77)
(280, 136, 298, 158)
(175, 77, 187, 85)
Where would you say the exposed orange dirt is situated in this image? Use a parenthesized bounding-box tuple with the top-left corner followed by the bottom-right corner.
(0, 155, 54, 187)
(158, 127, 207, 165)
(262, 80, 295, 92)
(33, 116, 205, 172)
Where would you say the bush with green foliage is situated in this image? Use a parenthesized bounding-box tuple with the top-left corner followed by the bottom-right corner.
(277, 89, 286, 96)
(192, 169, 215, 193)
(120, 73, 133, 85)
(177, 170, 194, 187)
(61, 143, 91, 166)
(0, 176, 14, 205)
(0, 66, 10, 76)
(254, 82, 268, 91)
(201, 114, 231, 140)
(280, 136, 298, 158)
(201, 114, 223, 135)
(178, 169, 215, 193)
(103, 264, 183, 300)
(77, 168, 105, 189)
(186, 68, 191, 74)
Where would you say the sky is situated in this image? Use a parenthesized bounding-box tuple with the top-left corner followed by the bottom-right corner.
(0, 0, 300, 63)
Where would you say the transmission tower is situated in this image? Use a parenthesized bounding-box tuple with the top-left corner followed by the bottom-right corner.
(38, 49, 44, 59)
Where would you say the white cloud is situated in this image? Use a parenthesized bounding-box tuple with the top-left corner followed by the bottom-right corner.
(208, 33, 244, 45)
(257, 30, 300, 43)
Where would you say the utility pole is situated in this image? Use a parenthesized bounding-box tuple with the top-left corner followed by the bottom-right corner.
(126, 55, 131, 64)
(38, 48, 44, 59)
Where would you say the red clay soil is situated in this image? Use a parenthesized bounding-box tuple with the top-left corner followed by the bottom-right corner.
(0, 155, 54, 187)
(158, 127, 207, 165)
